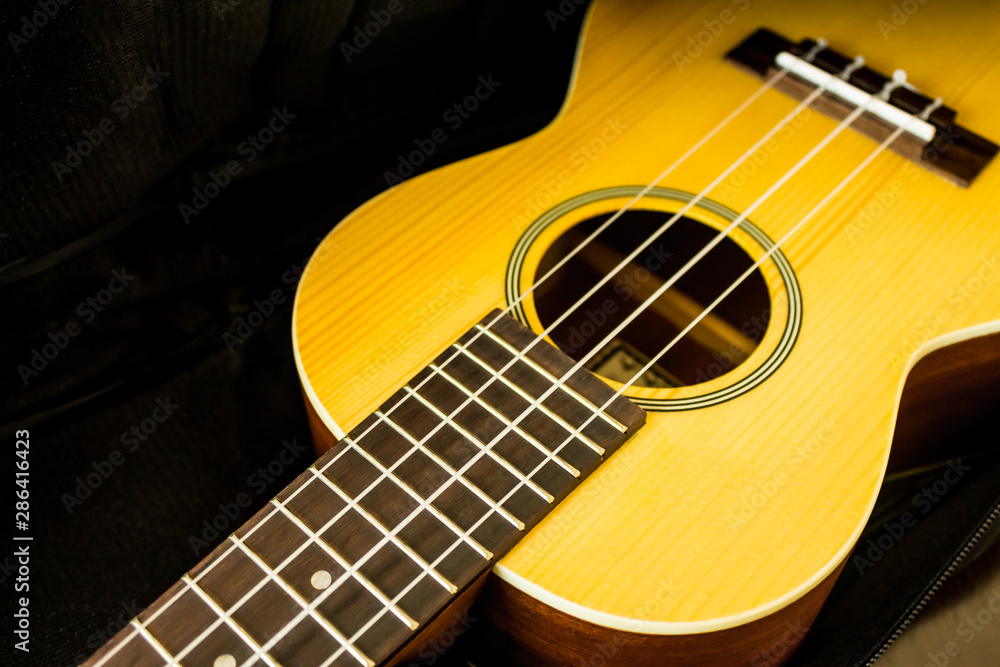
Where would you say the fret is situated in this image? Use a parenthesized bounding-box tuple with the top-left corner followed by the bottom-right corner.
(391, 508, 490, 586)
(348, 611, 417, 665)
(309, 575, 412, 662)
(156, 583, 264, 667)
(87, 581, 189, 667)
(269, 620, 365, 667)
(308, 468, 454, 602)
(384, 387, 513, 499)
(120, 558, 278, 667)
(372, 390, 556, 531)
(416, 364, 582, 500)
(323, 510, 503, 667)
(278, 470, 454, 619)
(234, 533, 364, 644)
(225, 534, 384, 667)
(316, 445, 382, 498)
(90, 556, 268, 667)
(461, 329, 626, 446)
(322, 411, 586, 663)
(265, 496, 431, 664)
(386, 393, 525, 513)
(186, 500, 366, 667)
(452, 342, 605, 454)
(256, 608, 374, 667)
(473, 323, 626, 432)
(280, 464, 477, 623)
(377, 410, 524, 529)
(282, 475, 455, 620)
(363, 417, 524, 554)
(276, 454, 484, 612)
(316, 438, 485, 562)
(132, 620, 174, 663)
(185, 484, 371, 667)
(193, 545, 293, 664)
(142, 581, 229, 659)
(478, 313, 644, 440)
(325, 442, 492, 562)
(249, 495, 483, 666)
(196, 530, 275, 610)
(86, 626, 175, 667)
(324, 532, 451, 621)
(427, 362, 581, 478)
(278, 542, 346, 600)
(403, 386, 554, 503)
(238, 503, 311, 570)
(349, 413, 409, 467)
(286, 477, 442, 596)
(447, 344, 605, 465)
(401, 396, 554, 525)
(184, 644, 259, 667)
(184, 574, 281, 667)
(236, 574, 362, 666)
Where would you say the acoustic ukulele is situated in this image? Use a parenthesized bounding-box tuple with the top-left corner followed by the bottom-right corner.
(86, 0, 1000, 665)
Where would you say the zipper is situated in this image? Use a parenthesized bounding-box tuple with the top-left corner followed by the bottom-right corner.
(865, 498, 1000, 665)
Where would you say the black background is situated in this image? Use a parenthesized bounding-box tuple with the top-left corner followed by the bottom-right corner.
(1, 1, 586, 664)
(2, 1, 999, 666)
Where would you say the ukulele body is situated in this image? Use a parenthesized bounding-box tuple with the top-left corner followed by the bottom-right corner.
(293, 0, 1000, 663)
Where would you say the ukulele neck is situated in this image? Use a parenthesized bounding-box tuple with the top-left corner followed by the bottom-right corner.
(86, 311, 644, 667)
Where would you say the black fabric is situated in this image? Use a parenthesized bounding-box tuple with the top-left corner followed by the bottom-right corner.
(2, 1, 999, 666)
(2, 0, 296, 261)
(1, 2, 586, 665)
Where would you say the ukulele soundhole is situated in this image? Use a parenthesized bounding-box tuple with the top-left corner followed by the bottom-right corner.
(534, 210, 770, 388)
(505, 186, 802, 411)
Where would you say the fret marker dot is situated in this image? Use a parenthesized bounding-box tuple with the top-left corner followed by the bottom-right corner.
(214, 655, 236, 667)
(311, 569, 333, 590)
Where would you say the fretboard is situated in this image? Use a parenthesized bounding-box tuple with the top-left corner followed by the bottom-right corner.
(84, 310, 645, 667)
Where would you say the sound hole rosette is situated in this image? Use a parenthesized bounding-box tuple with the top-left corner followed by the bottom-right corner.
(504, 186, 803, 411)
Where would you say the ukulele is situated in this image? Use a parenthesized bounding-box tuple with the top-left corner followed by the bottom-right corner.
(86, 0, 1000, 665)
